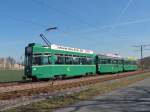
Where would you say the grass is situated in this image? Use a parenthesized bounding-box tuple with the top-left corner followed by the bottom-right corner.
(0, 70, 24, 82)
(3, 72, 150, 112)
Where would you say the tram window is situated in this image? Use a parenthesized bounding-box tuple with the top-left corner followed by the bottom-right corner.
(98, 59, 101, 64)
(87, 58, 93, 65)
(65, 57, 73, 64)
(125, 61, 129, 64)
(124, 61, 127, 64)
(73, 57, 80, 64)
(121, 60, 123, 64)
(25, 47, 32, 56)
(107, 59, 112, 64)
(118, 60, 122, 64)
(127, 61, 129, 64)
(80, 58, 87, 65)
(25, 55, 32, 66)
(42, 56, 51, 65)
(32, 56, 42, 65)
(100, 59, 107, 64)
(113, 60, 118, 64)
(55, 56, 65, 64)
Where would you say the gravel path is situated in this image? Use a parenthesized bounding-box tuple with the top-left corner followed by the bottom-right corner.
(54, 77, 150, 112)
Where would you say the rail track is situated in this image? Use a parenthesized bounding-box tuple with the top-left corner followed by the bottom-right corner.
(0, 71, 142, 92)
(0, 71, 147, 100)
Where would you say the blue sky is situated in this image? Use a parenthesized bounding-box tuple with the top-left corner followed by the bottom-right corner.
(0, 0, 150, 60)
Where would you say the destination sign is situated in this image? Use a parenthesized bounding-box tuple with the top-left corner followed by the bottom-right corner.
(50, 44, 94, 54)
(105, 53, 122, 58)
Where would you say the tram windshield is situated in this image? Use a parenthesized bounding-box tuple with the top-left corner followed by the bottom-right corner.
(25, 47, 32, 67)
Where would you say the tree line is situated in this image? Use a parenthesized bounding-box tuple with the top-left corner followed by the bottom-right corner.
(0, 57, 23, 69)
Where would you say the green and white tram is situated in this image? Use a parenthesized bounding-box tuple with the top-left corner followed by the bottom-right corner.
(25, 43, 96, 80)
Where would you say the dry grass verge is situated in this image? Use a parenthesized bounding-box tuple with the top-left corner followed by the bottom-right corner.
(3, 72, 150, 112)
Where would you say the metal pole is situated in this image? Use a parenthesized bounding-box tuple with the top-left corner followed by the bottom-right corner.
(140, 45, 143, 71)
(133, 44, 150, 71)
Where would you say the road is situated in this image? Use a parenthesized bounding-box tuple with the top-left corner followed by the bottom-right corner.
(54, 77, 150, 112)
